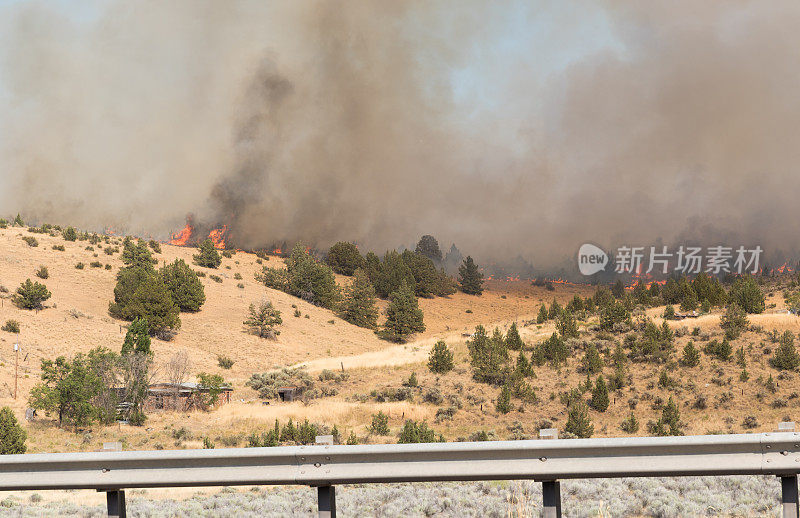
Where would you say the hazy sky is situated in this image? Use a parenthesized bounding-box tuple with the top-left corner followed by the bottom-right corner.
(1, 1, 798, 268)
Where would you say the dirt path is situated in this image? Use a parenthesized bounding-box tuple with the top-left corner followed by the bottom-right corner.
(292, 314, 556, 372)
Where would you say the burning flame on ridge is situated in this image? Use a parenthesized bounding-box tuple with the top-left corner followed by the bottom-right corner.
(169, 223, 193, 246)
(209, 225, 228, 249)
(167, 222, 229, 249)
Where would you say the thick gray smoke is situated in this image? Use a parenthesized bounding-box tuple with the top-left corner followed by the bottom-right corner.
(1, 1, 799, 268)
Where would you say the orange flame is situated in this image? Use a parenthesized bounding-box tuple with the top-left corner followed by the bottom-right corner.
(169, 224, 193, 246)
(209, 225, 228, 249)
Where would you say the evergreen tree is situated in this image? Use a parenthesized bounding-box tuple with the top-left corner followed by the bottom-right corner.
(771, 331, 800, 371)
(415, 235, 443, 263)
(62, 226, 77, 241)
(121, 318, 151, 355)
(680, 341, 700, 367)
(338, 269, 379, 329)
(650, 397, 682, 436)
(325, 242, 364, 276)
(582, 344, 603, 374)
(374, 250, 415, 298)
(111, 273, 180, 336)
(599, 301, 631, 332)
(467, 325, 510, 384)
(285, 244, 341, 309)
(379, 282, 425, 342)
(590, 376, 610, 412)
(193, 239, 222, 269)
(244, 300, 283, 339)
(11, 279, 51, 310)
(401, 250, 449, 298)
(548, 298, 562, 319)
(428, 340, 454, 374)
(728, 276, 765, 314)
(122, 238, 155, 271)
(505, 322, 524, 350)
(515, 350, 533, 377)
(0, 407, 26, 454)
(12, 214, 23, 226)
(397, 420, 441, 444)
(663, 305, 676, 320)
(536, 303, 548, 323)
(535, 332, 569, 368)
(159, 259, 205, 312)
(620, 411, 640, 433)
(720, 303, 749, 340)
(611, 280, 625, 299)
(458, 256, 484, 295)
(495, 384, 512, 414)
(565, 400, 594, 438)
(363, 252, 382, 285)
(556, 310, 579, 339)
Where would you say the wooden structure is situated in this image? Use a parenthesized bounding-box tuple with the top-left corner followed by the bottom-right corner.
(143, 382, 233, 412)
(277, 386, 298, 402)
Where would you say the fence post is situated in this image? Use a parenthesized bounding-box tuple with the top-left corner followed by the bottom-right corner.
(318, 485, 336, 518)
(781, 476, 799, 518)
(105, 490, 126, 518)
(542, 480, 561, 518)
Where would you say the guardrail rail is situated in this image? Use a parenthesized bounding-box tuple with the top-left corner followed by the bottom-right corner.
(1, 431, 799, 517)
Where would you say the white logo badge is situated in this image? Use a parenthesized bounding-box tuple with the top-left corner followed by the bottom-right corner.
(578, 244, 608, 276)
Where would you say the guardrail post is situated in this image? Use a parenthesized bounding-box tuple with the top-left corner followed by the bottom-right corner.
(542, 480, 561, 518)
(318, 485, 336, 518)
(106, 489, 126, 518)
(781, 476, 799, 518)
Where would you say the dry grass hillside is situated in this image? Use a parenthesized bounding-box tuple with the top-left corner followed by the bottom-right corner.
(1, 224, 800, 455)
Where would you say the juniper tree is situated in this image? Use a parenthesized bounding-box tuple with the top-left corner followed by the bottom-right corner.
(649, 396, 682, 436)
(565, 400, 594, 438)
(378, 282, 425, 342)
(0, 407, 26, 454)
(728, 276, 765, 314)
(11, 279, 51, 310)
(611, 280, 625, 299)
(548, 298, 562, 319)
(159, 259, 205, 312)
(415, 235, 443, 263)
(590, 376, 610, 412)
(325, 242, 364, 276)
(428, 340, 454, 374)
(374, 250, 414, 298)
(720, 303, 749, 340)
(338, 269, 379, 329)
(770, 331, 800, 371)
(680, 341, 700, 367)
(121, 318, 151, 355)
(193, 238, 222, 269)
(536, 304, 548, 323)
(244, 300, 283, 339)
(468, 325, 510, 384)
(505, 322, 524, 350)
(285, 244, 341, 309)
(110, 273, 180, 336)
(557, 310, 579, 339)
(458, 256, 484, 295)
(515, 350, 533, 377)
(495, 384, 512, 414)
(582, 344, 603, 374)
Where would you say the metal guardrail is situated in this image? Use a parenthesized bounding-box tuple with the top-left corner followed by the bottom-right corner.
(1, 432, 799, 517)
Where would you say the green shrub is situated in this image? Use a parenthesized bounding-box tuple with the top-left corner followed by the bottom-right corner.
(35, 265, 49, 279)
(75, 262, 85, 269)
(62, 226, 77, 241)
(648, 396, 682, 436)
(369, 412, 390, 435)
(193, 239, 222, 268)
(620, 412, 639, 433)
(0, 407, 27, 454)
(428, 340, 455, 374)
(148, 240, 162, 254)
(217, 355, 234, 369)
(22, 236, 38, 247)
(1, 320, 20, 334)
(52, 244, 65, 251)
(209, 274, 222, 283)
(397, 420, 442, 443)
(590, 376, 609, 412)
(11, 279, 51, 310)
(244, 300, 282, 339)
(680, 341, 700, 367)
(89, 261, 102, 268)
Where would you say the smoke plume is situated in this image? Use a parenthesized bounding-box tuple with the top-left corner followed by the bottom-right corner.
(1, 1, 799, 268)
